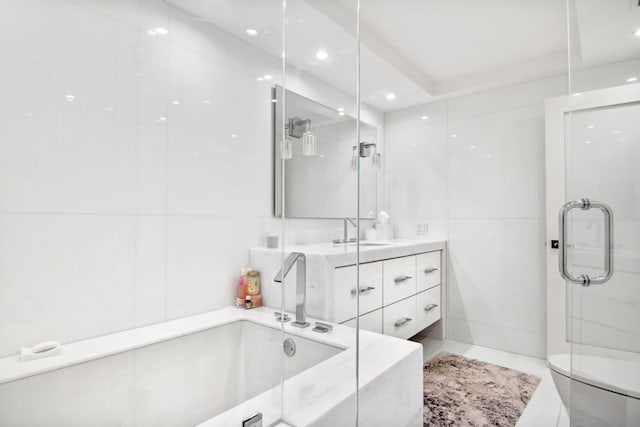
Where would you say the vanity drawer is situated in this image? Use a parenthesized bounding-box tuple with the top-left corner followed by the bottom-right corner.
(416, 251, 441, 292)
(383, 296, 417, 339)
(416, 286, 441, 332)
(341, 308, 383, 334)
(333, 262, 383, 323)
(383, 256, 416, 306)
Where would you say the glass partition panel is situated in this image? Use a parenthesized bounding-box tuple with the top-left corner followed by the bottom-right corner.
(0, 0, 296, 425)
(566, 1, 640, 425)
(279, 0, 360, 425)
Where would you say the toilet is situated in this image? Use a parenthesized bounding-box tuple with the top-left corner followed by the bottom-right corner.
(548, 353, 640, 427)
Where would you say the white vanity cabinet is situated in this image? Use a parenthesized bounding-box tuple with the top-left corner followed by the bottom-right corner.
(332, 262, 383, 323)
(250, 240, 446, 341)
(340, 248, 444, 339)
(382, 256, 417, 306)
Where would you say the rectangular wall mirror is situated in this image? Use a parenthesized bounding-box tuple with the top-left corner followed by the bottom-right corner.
(273, 86, 379, 219)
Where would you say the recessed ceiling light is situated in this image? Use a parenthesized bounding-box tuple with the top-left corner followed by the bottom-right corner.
(146, 30, 157, 36)
(203, 100, 211, 104)
(337, 107, 344, 112)
(485, 154, 492, 159)
(627, 77, 638, 83)
(386, 93, 396, 101)
(572, 92, 581, 97)
(587, 125, 595, 129)
(584, 140, 592, 144)
(635, 28, 640, 37)
(256, 77, 264, 81)
(246, 28, 258, 36)
(158, 117, 167, 122)
(65, 94, 75, 102)
(171, 100, 180, 105)
(315, 50, 328, 60)
(263, 74, 272, 81)
(450, 134, 457, 138)
(231, 134, 238, 138)
(613, 130, 622, 134)
(421, 115, 428, 120)
(155, 28, 168, 35)
(469, 145, 476, 149)
(338, 111, 345, 116)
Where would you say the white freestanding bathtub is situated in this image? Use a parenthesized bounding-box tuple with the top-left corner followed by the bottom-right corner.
(548, 353, 640, 426)
(0, 307, 423, 426)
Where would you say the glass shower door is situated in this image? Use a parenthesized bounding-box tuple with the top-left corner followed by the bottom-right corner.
(564, 2, 640, 424)
(562, 93, 640, 427)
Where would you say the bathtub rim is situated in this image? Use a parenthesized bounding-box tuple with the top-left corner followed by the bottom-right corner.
(0, 307, 348, 385)
(0, 306, 423, 427)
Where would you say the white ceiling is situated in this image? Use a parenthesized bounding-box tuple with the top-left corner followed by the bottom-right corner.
(168, 0, 640, 112)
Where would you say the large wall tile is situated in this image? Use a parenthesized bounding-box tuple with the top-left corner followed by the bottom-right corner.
(0, 214, 166, 357)
(447, 218, 546, 357)
(446, 317, 545, 359)
(384, 107, 448, 222)
(165, 216, 264, 319)
(448, 105, 546, 219)
(0, 0, 168, 215)
(166, 46, 271, 216)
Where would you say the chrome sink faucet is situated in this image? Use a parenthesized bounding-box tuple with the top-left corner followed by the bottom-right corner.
(274, 252, 310, 328)
(333, 217, 357, 244)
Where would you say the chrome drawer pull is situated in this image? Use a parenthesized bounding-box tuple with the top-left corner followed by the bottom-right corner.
(424, 303, 439, 312)
(394, 317, 412, 328)
(424, 267, 439, 274)
(394, 275, 412, 283)
(351, 285, 376, 295)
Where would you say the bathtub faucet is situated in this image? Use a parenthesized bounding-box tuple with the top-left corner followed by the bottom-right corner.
(274, 252, 310, 328)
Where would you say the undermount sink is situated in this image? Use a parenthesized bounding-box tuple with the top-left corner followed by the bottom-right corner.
(348, 241, 390, 246)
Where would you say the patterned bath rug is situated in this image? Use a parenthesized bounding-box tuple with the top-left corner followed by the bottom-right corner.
(423, 353, 541, 426)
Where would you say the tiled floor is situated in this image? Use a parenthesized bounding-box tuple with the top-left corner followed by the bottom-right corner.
(414, 337, 566, 427)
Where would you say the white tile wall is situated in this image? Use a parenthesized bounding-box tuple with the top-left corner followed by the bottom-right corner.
(447, 218, 547, 358)
(385, 61, 640, 358)
(447, 105, 546, 219)
(0, 0, 376, 358)
(385, 83, 551, 358)
(0, 214, 166, 356)
(164, 216, 265, 320)
(383, 102, 449, 240)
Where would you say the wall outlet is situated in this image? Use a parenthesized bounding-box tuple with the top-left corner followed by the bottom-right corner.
(417, 223, 429, 236)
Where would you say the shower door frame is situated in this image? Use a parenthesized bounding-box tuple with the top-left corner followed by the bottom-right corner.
(544, 83, 640, 357)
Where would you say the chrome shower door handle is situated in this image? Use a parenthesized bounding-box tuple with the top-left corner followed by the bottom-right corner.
(559, 198, 614, 286)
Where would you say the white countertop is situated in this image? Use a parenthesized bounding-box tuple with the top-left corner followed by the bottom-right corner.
(251, 238, 446, 267)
